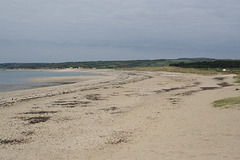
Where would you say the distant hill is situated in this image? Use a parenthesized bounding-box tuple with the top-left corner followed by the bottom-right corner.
(174, 58, 215, 62)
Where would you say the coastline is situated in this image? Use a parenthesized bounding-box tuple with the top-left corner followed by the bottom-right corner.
(1, 69, 240, 160)
(0, 68, 101, 92)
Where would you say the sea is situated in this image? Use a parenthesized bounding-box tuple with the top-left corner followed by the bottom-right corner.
(0, 70, 96, 92)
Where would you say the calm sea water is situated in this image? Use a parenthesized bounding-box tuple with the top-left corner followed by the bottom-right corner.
(0, 70, 95, 92)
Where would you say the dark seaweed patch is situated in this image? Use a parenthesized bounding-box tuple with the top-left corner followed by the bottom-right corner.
(21, 131, 34, 136)
(217, 82, 232, 87)
(53, 100, 80, 108)
(155, 87, 186, 94)
(111, 111, 125, 114)
(168, 98, 181, 104)
(85, 94, 103, 101)
(23, 111, 58, 114)
(175, 90, 201, 96)
(79, 101, 91, 105)
(214, 77, 226, 81)
(101, 107, 118, 111)
(21, 116, 50, 124)
(0, 138, 26, 145)
(201, 87, 219, 90)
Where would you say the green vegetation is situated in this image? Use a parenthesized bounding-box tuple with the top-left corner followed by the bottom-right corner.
(0, 58, 214, 69)
(170, 60, 240, 68)
(170, 60, 240, 75)
(117, 66, 218, 75)
(1, 59, 240, 76)
(213, 97, 240, 109)
(0, 60, 171, 69)
(234, 76, 240, 83)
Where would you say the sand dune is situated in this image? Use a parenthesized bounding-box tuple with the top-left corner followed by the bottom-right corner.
(1, 69, 240, 160)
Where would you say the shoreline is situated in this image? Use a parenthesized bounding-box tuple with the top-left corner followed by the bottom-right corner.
(0, 69, 122, 106)
(0, 68, 102, 93)
(1, 69, 240, 160)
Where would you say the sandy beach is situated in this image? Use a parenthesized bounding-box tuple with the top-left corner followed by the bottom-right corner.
(1, 69, 240, 160)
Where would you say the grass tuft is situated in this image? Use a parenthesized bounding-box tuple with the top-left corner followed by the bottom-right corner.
(234, 76, 240, 83)
(213, 97, 240, 108)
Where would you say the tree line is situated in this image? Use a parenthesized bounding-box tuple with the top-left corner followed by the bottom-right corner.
(1, 59, 239, 69)
(0, 60, 169, 69)
(170, 60, 240, 68)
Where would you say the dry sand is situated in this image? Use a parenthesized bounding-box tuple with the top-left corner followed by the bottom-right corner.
(0, 69, 240, 160)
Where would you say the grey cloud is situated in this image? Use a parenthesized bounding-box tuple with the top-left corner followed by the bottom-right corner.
(0, 0, 240, 62)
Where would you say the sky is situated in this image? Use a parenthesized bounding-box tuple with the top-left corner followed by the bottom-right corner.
(0, 0, 240, 63)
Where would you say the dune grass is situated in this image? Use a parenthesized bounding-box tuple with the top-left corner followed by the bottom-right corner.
(213, 97, 240, 109)
(234, 76, 240, 83)
(117, 66, 218, 75)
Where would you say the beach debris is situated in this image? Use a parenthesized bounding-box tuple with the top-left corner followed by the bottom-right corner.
(22, 111, 58, 114)
(106, 131, 132, 145)
(0, 138, 26, 145)
(52, 100, 91, 108)
(52, 100, 80, 108)
(85, 94, 103, 101)
(101, 107, 118, 111)
(200, 87, 219, 90)
(168, 97, 181, 104)
(214, 77, 226, 81)
(217, 82, 232, 87)
(21, 131, 35, 136)
(154, 87, 185, 94)
(175, 90, 201, 96)
(111, 111, 125, 114)
(19, 116, 51, 124)
(85, 112, 94, 115)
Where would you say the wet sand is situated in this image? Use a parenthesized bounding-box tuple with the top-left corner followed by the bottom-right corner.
(0, 69, 240, 160)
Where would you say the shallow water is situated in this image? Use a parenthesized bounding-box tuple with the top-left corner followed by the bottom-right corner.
(0, 70, 95, 92)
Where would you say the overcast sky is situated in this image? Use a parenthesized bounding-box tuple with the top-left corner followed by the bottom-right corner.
(0, 0, 240, 63)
